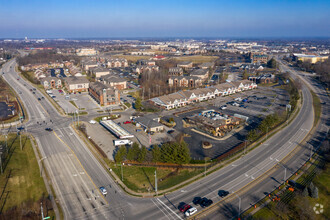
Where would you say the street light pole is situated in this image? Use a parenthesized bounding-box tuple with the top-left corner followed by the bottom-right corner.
(155, 169, 158, 195)
(0, 152, 3, 174)
(121, 163, 123, 181)
(309, 144, 313, 160)
(204, 158, 207, 177)
(232, 191, 241, 218)
(276, 159, 286, 183)
(41, 202, 44, 220)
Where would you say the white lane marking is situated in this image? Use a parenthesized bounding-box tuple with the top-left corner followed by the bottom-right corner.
(156, 198, 183, 220)
(151, 199, 172, 220)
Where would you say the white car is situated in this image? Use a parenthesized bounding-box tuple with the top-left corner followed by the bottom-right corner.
(99, 187, 107, 195)
(185, 207, 197, 217)
(89, 120, 97, 124)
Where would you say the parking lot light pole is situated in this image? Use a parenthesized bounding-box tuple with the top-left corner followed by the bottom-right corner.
(275, 159, 286, 183)
(232, 191, 241, 218)
(309, 143, 314, 160)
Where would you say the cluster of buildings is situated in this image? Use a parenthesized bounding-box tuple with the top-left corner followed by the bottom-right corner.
(168, 62, 214, 88)
(186, 110, 242, 137)
(150, 80, 257, 110)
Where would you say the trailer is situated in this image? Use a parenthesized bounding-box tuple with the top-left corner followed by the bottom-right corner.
(113, 139, 133, 146)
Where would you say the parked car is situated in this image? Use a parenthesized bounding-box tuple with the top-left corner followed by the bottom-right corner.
(179, 203, 191, 213)
(45, 128, 53, 131)
(123, 121, 132, 124)
(89, 120, 97, 124)
(192, 197, 202, 205)
(220, 105, 227, 110)
(38, 98, 41, 101)
(99, 186, 107, 195)
(218, 190, 229, 197)
(167, 130, 175, 134)
(185, 207, 197, 217)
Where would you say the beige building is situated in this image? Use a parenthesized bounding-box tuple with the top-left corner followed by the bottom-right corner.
(107, 58, 128, 68)
(293, 54, 329, 64)
(76, 48, 97, 56)
(89, 67, 109, 78)
(64, 76, 90, 93)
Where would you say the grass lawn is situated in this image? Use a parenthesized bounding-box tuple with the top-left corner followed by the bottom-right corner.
(311, 90, 321, 127)
(69, 100, 78, 108)
(173, 55, 219, 63)
(110, 165, 202, 193)
(0, 134, 54, 218)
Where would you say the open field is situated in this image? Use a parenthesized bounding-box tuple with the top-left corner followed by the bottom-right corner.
(0, 134, 54, 219)
(110, 165, 202, 193)
(173, 55, 219, 63)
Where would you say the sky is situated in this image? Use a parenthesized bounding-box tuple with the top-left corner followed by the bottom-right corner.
(0, 0, 329, 38)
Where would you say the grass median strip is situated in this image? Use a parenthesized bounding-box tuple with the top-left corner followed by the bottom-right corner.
(0, 134, 55, 219)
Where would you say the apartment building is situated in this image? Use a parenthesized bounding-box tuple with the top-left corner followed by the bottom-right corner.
(107, 58, 128, 68)
(89, 82, 120, 106)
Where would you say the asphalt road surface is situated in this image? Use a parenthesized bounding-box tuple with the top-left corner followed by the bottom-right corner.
(0, 57, 327, 220)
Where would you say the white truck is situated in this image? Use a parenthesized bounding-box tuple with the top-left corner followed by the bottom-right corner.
(113, 139, 133, 146)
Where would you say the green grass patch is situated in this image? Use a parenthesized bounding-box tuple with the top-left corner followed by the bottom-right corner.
(69, 100, 78, 108)
(0, 134, 54, 218)
(311, 90, 321, 127)
(173, 55, 218, 63)
(124, 102, 131, 108)
(68, 111, 87, 116)
(110, 165, 202, 193)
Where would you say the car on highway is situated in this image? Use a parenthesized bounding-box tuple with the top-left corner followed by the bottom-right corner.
(45, 128, 53, 132)
(123, 121, 132, 124)
(178, 203, 191, 213)
(200, 197, 213, 208)
(218, 190, 229, 197)
(184, 207, 197, 217)
(192, 197, 202, 205)
(99, 186, 107, 195)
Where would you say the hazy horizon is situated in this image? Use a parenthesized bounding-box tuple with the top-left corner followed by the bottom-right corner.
(1, 0, 329, 38)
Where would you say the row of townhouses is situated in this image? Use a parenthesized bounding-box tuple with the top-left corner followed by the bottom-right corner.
(150, 80, 257, 110)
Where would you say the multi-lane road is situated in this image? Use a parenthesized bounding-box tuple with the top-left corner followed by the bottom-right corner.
(0, 57, 328, 220)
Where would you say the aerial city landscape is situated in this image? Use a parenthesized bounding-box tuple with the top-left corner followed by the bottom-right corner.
(0, 0, 329, 219)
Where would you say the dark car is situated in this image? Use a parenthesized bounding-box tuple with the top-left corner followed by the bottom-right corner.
(200, 198, 213, 208)
(178, 203, 191, 213)
(218, 190, 229, 197)
(192, 197, 202, 205)
(167, 130, 175, 134)
(45, 128, 53, 132)
(38, 98, 41, 101)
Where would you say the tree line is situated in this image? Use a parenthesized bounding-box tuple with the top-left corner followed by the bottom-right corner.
(247, 113, 281, 142)
(115, 141, 191, 164)
(17, 50, 80, 66)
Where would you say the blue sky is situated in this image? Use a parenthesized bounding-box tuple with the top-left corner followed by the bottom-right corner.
(0, 0, 329, 38)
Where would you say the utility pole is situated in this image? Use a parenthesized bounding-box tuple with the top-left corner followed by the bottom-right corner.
(121, 163, 123, 181)
(5, 135, 8, 154)
(40, 202, 44, 220)
(155, 169, 158, 195)
(19, 131, 22, 151)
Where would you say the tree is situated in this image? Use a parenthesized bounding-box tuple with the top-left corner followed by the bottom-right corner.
(160, 141, 191, 164)
(115, 146, 127, 162)
(152, 145, 161, 162)
(127, 142, 140, 161)
(135, 97, 143, 111)
(267, 58, 277, 69)
(137, 146, 147, 163)
(242, 69, 248, 79)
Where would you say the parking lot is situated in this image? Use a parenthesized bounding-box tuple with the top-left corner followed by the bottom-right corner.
(161, 86, 290, 159)
(49, 89, 102, 114)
